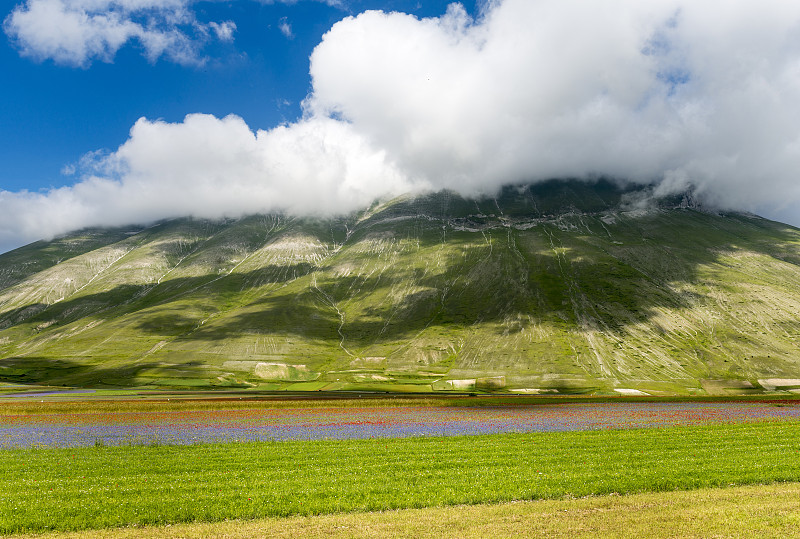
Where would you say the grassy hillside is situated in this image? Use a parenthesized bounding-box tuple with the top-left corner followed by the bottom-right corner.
(2, 180, 800, 395)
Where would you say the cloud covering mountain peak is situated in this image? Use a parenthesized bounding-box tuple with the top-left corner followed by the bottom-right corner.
(3, 0, 800, 251)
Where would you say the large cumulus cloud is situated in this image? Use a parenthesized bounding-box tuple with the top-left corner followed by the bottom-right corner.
(0, 114, 414, 249)
(3, 0, 800, 251)
(308, 0, 800, 206)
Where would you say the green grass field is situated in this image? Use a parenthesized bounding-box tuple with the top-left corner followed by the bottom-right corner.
(3, 420, 800, 534)
(11, 482, 800, 538)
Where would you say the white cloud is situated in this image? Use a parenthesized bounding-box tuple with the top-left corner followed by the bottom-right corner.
(307, 0, 800, 213)
(208, 20, 236, 43)
(3, 0, 236, 66)
(3, 0, 346, 65)
(4, 0, 800, 251)
(0, 113, 417, 250)
(278, 17, 293, 39)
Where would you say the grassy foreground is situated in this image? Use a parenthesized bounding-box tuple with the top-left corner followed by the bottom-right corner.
(3, 421, 800, 534)
(12, 482, 800, 538)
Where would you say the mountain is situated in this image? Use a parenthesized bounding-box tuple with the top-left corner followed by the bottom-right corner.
(2, 179, 800, 395)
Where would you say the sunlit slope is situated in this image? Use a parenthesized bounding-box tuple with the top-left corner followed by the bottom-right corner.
(2, 180, 800, 394)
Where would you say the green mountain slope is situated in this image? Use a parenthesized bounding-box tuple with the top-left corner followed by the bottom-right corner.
(2, 180, 800, 395)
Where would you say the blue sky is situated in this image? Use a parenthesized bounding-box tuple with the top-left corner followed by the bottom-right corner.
(1, 0, 477, 193)
(2, 0, 800, 252)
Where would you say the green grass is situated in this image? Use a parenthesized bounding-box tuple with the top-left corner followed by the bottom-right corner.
(2, 420, 800, 533)
(10, 482, 800, 538)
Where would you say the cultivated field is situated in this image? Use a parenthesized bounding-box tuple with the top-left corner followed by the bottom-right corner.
(10, 482, 800, 538)
(2, 395, 800, 536)
(3, 395, 800, 447)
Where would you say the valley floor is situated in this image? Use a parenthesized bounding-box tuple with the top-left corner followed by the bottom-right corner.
(4, 397, 800, 537)
(11, 482, 800, 539)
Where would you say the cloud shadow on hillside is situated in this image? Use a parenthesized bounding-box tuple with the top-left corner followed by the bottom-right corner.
(3, 180, 800, 386)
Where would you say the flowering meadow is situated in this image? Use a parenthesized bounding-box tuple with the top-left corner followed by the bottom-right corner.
(2, 420, 800, 534)
(2, 400, 800, 449)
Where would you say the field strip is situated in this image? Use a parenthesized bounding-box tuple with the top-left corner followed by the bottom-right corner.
(10, 482, 800, 539)
(4, 400, 800, 448)
(3, 421, 800, 534)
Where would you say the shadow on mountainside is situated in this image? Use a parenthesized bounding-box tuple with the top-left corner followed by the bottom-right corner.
(3, 180, 800, 386)
(5, 209, 791, 348)
(0, 356, 163, 387)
